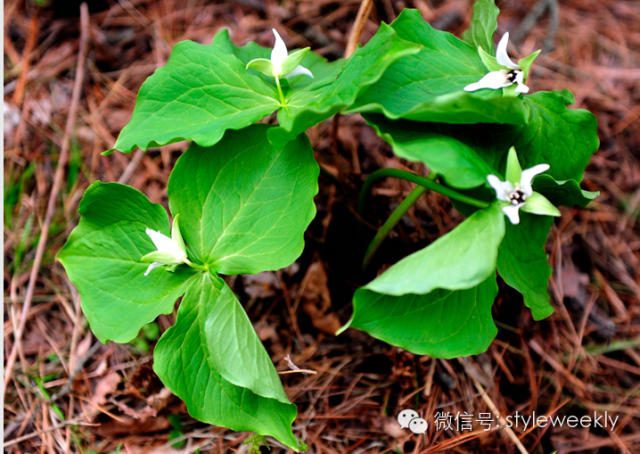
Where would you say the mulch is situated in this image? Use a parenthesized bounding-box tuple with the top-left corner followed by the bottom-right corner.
(4, 0, 640, 453)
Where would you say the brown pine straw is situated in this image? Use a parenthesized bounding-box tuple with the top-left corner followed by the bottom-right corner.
(3, 3, 90, 398)
(4, 0, 640, 452)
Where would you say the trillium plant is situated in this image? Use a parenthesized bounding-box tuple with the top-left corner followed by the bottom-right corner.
(59, 0, 599, 450)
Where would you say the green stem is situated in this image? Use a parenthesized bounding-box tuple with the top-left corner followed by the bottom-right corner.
(275, 75, 286, 106)
(184, 258, 208, 272)
(359, 169, 491, 269)
(358, 168, 490, 219)
(362, 186, 427, 269)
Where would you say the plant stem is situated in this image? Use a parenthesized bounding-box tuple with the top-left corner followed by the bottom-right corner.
(275, 75, 286, 106)
(185, 259, 208, 272)
(359, 169, 491, 269)
(358, 168, 490, 218)
(362, 186, 427, 269)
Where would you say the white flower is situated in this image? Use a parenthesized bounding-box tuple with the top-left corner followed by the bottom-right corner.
(487, 147, 561, 224)
(246, 29, 314, 80)
(142, 215, 188, 276)
(464, 32, 530, 94)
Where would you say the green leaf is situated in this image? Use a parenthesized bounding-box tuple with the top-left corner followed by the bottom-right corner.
(521, 192, 561, 217)
(111, 38, 280, 154)
(154, 275, 300, 451)
(57, 182, 198, 343)
(347, 9, 529, 125)
(168, 124, 319, 275)
(462, 0, 499, 54)
(199, 273, 290, 404)
(342, 274, 498, 358)
(497, 213, 554, 320)
(268, 22, 421, 147)
(373, 89, 598, 184)
(246, 58, 275, 77)
(363, 114, 494, 189)
(532, 175, 599, 207)
(365, 203, 505, 296)
(517, 90, 599, 182)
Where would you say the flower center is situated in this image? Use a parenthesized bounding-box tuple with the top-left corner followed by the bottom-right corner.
(505, 69, 521, 83)
(508, 187, 526, 205)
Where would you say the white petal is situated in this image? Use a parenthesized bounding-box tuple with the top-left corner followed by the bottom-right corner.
(496, 32, 520, 70)
(145, 228, 185, 258)
(502, 203, 524, 224)
(487, 174, 513, 202)
(144, 262, 164, 276)
(146, 228, 174, 251)
(514, 71, 529, 93)
(520, 164, 550, 197)
(464, 71, 511, 92)
(271, 29, 288, 68)
(284, 65, 314, 79)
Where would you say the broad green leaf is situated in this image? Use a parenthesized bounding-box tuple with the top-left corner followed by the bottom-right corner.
(198, 273, 290, 404)
(497, 213, 554, 320)
(268, 22, 421, 147)
(364, 89, 598, 184)
(168, 124, 319, 275)
(347, 9, 529, 125)
(342, 274, 498, 358)
(517, 90, 599, 182)
(532, 175, 599, 207)
(213, 30, 344, 90)
(363, 114, 494, 189)
(57, 182, 197, 343)
(110, 38, 280, 154)
(366, 203, 505, 296)
(462, 0, 499, 54)
(521, 192, 561, 217)
(154, 275, 300, 451)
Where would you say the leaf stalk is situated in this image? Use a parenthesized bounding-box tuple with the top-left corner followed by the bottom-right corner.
(359, 168, 491, 268)
(184, 258, 208, 272)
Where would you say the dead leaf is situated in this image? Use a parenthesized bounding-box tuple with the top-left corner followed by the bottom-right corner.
(92, 371, 121, 406)
(300, 261, 341, 335)
(243, 272, 280, 299)
(90, 415, 171, 437)
(127, 363, 164, 397)
(383, 417, 405, 439)
(561, 265, 590, 299)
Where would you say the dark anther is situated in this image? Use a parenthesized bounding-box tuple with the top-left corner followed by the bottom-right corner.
(505, 70, 519, 82)
(509, 189, 526, 204)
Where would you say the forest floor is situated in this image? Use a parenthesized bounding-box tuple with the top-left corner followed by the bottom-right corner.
(3, 0, 640, 452)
